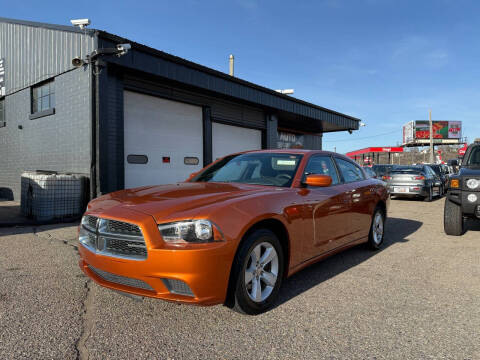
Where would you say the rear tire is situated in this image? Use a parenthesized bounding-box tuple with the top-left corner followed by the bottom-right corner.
(368, 207, 385, 250)
(424, 186, 433, 202)
(230, 229, 284, 315)
(444, 198, 464, 236)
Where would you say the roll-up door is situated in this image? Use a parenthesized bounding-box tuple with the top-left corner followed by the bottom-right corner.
(124, 91, 203, 188)
(212, 122, 262, 161)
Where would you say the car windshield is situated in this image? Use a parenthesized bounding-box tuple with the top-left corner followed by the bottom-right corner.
(466, 146, 480, 166)
(193, 153, 303, 187)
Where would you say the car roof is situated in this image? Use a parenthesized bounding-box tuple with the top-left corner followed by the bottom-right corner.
(240, 149, 343, 157)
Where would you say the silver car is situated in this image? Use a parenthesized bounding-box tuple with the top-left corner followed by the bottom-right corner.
(385, 165, 442, 202)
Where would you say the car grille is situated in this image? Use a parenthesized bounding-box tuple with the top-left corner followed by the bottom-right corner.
(88, 265, 154, 291)
(105, 220, 142, 236)
(79, 217, 147, 260)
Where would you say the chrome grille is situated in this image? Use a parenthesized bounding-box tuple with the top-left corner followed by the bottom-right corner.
(105, 238, 147, 258)
(79, 216, 147, 260)
(88, 265, 154, 291)
(85, 232, 96, 248)
(106, 219, 141, 236)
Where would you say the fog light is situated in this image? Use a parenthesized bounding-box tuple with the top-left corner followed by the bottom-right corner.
(467, 194, 478, 203)
(162, 278, 194, 297)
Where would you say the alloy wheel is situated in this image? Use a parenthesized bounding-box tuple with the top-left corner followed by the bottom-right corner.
(244, 242, 279, 303)
(372, 212, 384, 245)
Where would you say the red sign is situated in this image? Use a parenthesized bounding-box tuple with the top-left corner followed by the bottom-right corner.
(346, 147, 404, 157)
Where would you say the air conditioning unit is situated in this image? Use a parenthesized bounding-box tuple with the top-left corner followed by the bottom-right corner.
(21, 171, 89, 221)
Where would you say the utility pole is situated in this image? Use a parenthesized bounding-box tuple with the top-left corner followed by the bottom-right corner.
(429, 109, 434, 163)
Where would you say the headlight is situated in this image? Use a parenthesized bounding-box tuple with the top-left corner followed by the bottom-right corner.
(467, 194, 478, 203)
(466, 179, 480, 189)
(158, 220, 224, 244)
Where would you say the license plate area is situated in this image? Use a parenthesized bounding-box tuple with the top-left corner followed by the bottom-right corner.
(394, 186, 409, 193)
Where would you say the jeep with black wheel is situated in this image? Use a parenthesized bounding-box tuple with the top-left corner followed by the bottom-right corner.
(444, 139, 480, 236)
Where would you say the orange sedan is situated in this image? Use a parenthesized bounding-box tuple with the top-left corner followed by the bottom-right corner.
(78, 150, 389, 314)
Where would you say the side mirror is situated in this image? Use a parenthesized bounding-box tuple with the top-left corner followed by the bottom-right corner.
(304, 174, 332, 187)
(186, 172, 198, 181)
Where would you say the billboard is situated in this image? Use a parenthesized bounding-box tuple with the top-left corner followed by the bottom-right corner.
(403, 121, 462, 144)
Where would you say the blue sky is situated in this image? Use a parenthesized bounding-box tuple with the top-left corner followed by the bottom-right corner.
(4, 0, 480, 153)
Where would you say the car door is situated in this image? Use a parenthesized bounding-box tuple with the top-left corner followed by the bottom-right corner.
(301, 155, 352, 258)
(426, 166, 440, 194)
(334, 157, 373, 246)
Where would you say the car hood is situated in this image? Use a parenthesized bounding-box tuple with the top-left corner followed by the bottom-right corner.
(89, 182, 272, 223)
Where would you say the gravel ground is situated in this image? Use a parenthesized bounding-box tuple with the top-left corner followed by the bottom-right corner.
(0, 197, 479, 359)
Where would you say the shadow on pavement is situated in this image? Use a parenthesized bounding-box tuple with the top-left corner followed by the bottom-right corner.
(275, 217, 422, 308)
(0, 221, 79, 237)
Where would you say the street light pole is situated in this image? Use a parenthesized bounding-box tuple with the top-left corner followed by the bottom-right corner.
(429, 109, 434, 163)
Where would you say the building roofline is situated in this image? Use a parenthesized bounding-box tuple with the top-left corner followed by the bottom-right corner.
(0, 16, 95, 35)
(0, 16, 360, 127)
(97, 30, 360, 124)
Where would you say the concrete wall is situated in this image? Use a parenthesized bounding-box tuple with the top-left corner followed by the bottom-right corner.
(0, 68, 91, 200)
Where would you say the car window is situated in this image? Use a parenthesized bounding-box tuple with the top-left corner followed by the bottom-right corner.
(193, 153, 303, 187)
(304, 156, 339, 185)
(466, 146, 480, 166)
(424, 166, 434, 178)
(335, 158, 365, 183)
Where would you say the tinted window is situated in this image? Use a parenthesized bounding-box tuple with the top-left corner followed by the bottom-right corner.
(466, 146, 480, 166)
(372, 165, 394, 177)
(193, 153, 303, 187)
(430, 166, 441, 176)
(304, 156, 339, 185)
(336, 158, 365, 183)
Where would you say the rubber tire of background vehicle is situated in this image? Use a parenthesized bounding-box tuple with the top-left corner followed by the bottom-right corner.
(368, 207, 385, 251)
(231, 229, 284, 315)
(444, 198, 464, 236)
(424, 186, 433, 202)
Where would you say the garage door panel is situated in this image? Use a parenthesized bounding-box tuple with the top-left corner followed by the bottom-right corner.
(212, 122, 262, 161)
(124, 91, 203, 188)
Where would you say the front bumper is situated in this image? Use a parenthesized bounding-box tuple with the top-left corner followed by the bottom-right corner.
(78, 210, 236, 306)
(447, 190, 480, 217)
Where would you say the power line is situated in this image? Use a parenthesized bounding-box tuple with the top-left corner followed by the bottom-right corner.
(323, 129, 398, 142)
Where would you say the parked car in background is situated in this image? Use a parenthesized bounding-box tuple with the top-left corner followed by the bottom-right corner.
(363, 166, 377, 178)
(444, 140, 480, 236)
(372, 164, 396, 180)
(77, 150, 390, 315)
(426, 164, 448, 195)
(385, 165, 442, 201)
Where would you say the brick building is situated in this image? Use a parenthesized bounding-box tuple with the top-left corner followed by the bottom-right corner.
(0, 17, 360, 200)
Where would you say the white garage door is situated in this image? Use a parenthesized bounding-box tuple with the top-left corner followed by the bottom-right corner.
(124, 91, 203, 188)
(212, 123, 262, 161)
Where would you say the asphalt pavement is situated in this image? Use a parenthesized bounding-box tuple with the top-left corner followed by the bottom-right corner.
(1, 197, 479, 359)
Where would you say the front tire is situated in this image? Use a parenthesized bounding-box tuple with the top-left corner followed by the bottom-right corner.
(231, 229, 284, 315)
(444, 198, 464, 236)
(368, 207, 385, 250)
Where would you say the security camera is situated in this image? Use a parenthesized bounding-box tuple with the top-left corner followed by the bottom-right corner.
(348, 129, 353, 134)
(70, 19, 91, 29)
(72, 57, 85, 68)
(116, 43, 131, 56)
